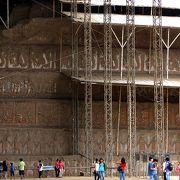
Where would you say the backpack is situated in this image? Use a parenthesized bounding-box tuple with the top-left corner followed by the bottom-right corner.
(117, 165, 122, 172)
(166, 162, 173, 171)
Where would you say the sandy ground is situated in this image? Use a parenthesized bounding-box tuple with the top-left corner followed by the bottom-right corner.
(9, 176, 179, 180)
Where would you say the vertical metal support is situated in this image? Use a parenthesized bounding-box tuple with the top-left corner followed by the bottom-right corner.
(72, 0, 79, 155)
(84, 0, 93, 165)
(126, 0, 136, 177)
(166, 29, 170, 79)
(120, 27, 125, 80)
(152, 0, 164, 158)
(53, 0, 55, 18)
(7, 0, 9, 29)
(72, 82, 79, 155)
(116, 87, 121, 156)
(165, 88, 168, 153)
(104, 0, 113, 170)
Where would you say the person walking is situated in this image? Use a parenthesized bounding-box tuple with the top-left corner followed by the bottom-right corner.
(117, 157, 126, 180)
(38, 160, 43, 178)
(163, 159, 167, 180)
(59, 159, 65, 178)
(98, 158, 105, 180)
(2, 160, 8, 179)
(18, 158, 26, 179)
(10, 162, 15, 179)
(176, 162, 180, 180)
(55, 159, 60, 177)
(152, 159, 159, 180)
(165, 157, 172, 180)
(94, 158, 100, 180)
(148, 157, 154, 180)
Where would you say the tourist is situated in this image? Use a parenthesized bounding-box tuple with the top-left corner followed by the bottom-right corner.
(163, 159, 167, 180)
(117, 157, 126, 180)
(152, 158, 159, 180)
(165, 157, 172, 180)
(93, 158, 100, 180)
(18, 158, 26, 179)
(38, 160, 43, 178)
(176, 162, 180, 180)
(55, 159, 60, 177)
(59, 159, 65, 178)
(2, 160, 8, 179)
(148, 157, 154, 180)
(99, 158, 105, 180)
(10, 162, 15, 179)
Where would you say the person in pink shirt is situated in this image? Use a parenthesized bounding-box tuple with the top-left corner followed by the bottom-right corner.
(176, 162, 180, 180)
(59, 160, 65, 178)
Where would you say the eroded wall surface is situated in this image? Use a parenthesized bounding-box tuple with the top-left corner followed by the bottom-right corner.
(0, 18, 180, 177)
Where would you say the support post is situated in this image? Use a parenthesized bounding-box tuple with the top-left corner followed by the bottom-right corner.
(152, 0, 165, 159)
(126, 0, 136, 177)
(104, 0, 113, 172)
(84, 0, 93, 166)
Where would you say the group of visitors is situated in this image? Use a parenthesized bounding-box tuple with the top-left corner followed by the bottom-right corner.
(93, 157, 126, 180)
(0, 158, 25, 179)
(55, 159, 65, 178)
(93, 158, 106, 180)
(148, 156, 180, 180)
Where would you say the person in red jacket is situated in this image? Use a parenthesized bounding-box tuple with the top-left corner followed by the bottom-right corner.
(118, 157, 126, 180)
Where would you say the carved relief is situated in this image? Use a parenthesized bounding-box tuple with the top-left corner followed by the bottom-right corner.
(0, 73, 59, 97)
(0, 46, 59, 70)
(0, 102, 14, 123)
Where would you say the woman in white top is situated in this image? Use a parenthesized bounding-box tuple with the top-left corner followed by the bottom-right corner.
(94, 158, 100, 180)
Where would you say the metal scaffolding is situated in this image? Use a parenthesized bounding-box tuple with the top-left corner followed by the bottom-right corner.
(84, 0, 93, 165)
(126, 0, 136, 177)
(0, 0, 9, 29)
(152, 0, 165, 157)
(104, 0, 113, 168)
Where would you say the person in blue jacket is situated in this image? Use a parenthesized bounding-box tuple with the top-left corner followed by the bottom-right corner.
(99, 158, 106, 180)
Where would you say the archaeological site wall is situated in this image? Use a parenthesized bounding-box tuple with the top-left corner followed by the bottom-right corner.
(0, 16, 180, 177)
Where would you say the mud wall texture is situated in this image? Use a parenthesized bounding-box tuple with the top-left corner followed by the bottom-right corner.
(0, 17, 180, 177)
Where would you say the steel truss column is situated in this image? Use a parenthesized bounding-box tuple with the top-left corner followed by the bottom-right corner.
(84, 0, 93, 165)
(152, 0, 165, 158)
(126, 0, 136, 177)
(104, 0, 113, 169)
(71, 0, 79, 155)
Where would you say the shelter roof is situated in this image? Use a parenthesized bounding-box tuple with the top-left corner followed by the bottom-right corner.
(59, 0, 180, 9)
(62, 12, 180, 28)
(70, 73, 180, 88)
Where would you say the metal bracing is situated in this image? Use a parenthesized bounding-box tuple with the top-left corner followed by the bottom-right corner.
(160, 29, 180, 79)
(0, 0, 9, 29)
(103, 0, 113, 168)
(152, 0, 165, 158)
(84, 0, 93, 165)
(126, 0, 136, 177)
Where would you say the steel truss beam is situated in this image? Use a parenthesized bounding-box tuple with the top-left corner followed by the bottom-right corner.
(152, 0, 165, 158)
(126, 0, 136, 177)
(104, 0, 113, 169)
(84, 0, 93, 165)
